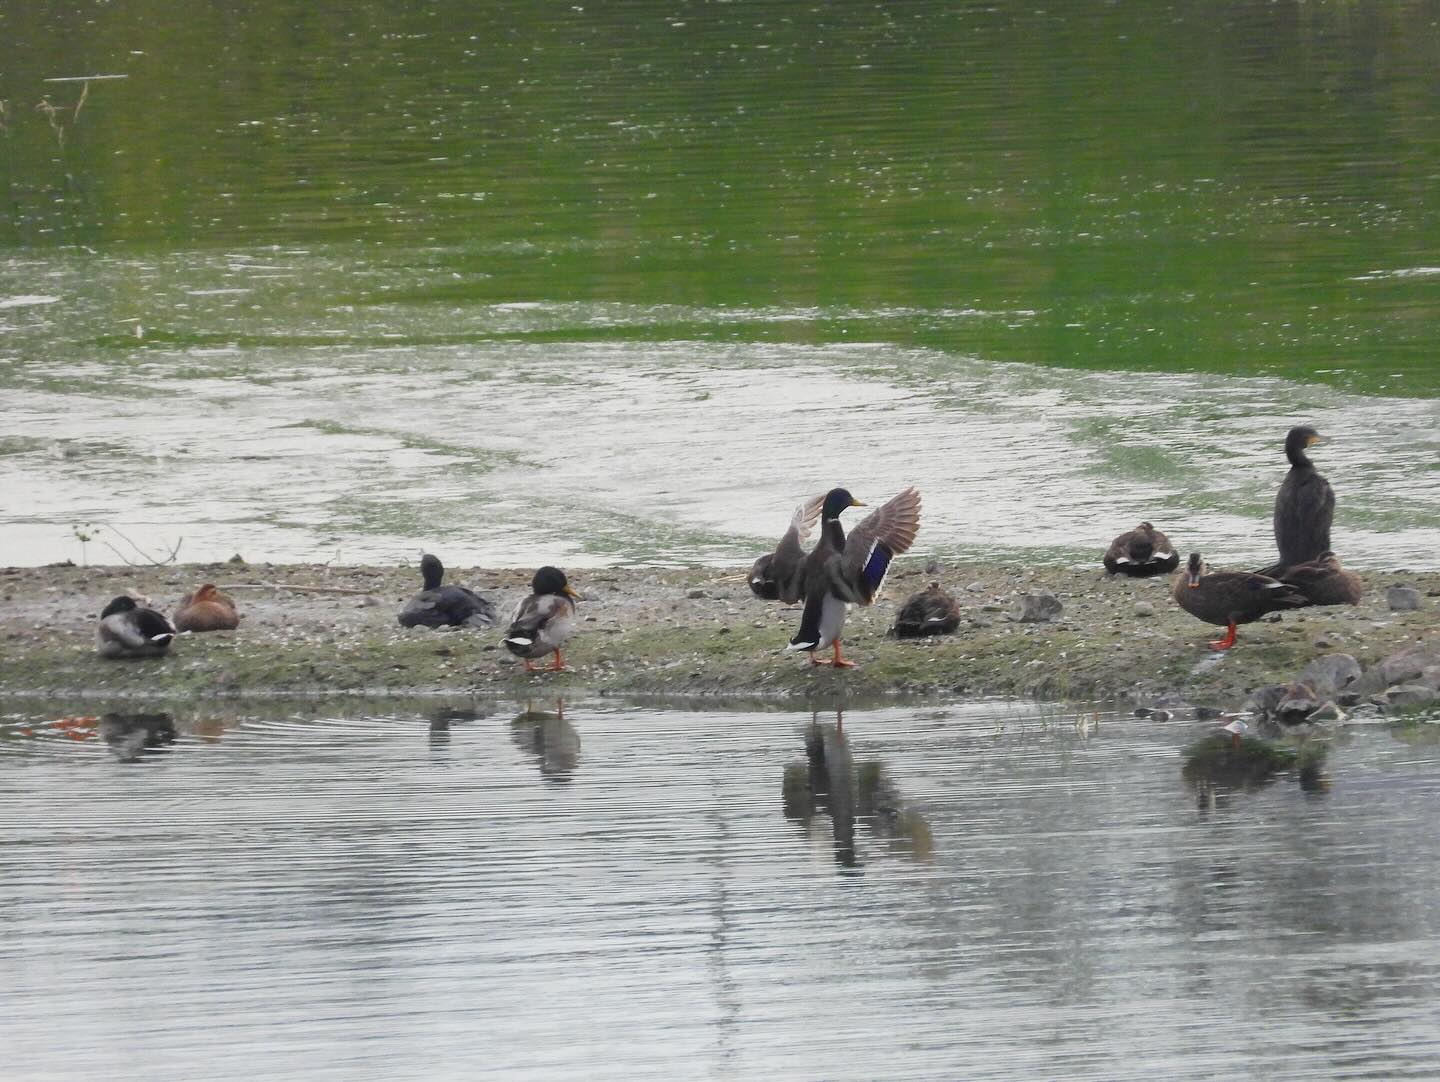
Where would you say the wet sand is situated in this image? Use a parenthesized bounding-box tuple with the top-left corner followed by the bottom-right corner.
(2, 558, 1436, 713)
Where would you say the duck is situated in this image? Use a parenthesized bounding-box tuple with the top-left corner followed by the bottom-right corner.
(502, 566, 580, 672)
(398, 554, 497, 629)
(96, 595, 176, 659)
(1171, 552, 1308, 650)
(892, 582, 961, 638)
(749, 492, 825, 602)
(1270, 550, 1363, 606)
(173, 583, 240, 632)
(785, 486, 922, 668)
(1263, 425, 1335, 574)
(1103, 522, 1179, 577)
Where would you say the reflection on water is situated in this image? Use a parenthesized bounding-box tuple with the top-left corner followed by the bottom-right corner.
(2, 697, 1440, 1080)
(509, 698, 580, 783)
(783, 711, 933, 870)
(98, 711, 177, 763)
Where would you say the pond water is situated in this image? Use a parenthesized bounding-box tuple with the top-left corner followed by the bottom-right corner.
(3, 2, 1440, 568)
(3, 697, 1439, 1080)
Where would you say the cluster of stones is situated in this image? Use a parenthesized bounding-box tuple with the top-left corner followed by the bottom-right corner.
(1245, 645, 1440, 724)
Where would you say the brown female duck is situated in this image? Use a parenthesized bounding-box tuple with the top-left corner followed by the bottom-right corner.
(1271, 550, 1363, 606)
(892, 582, 961, 638)
(1103, 522, 1179, 577)
(174, 583, 241, 632)
(1172, 552, 1308, 650)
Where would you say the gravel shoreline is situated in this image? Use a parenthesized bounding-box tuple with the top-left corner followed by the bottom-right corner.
(1, 559, 1436, 713)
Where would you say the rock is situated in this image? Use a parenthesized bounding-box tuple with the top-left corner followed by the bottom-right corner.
(1011, 591, 1063, 623)
(924, 557, 942, 575)
(1386, 586, 1423, 611)
(1274, 683, 1321, 725)
(1386, 683, 1439, 707)
(1297, 653, 1362, 697)
(686, 588, 708, 599)
(357, 596, 383, 608)
(1245, 684, 1290, 715)
(228, 553, 246, 565)
(964, 581, 984, 593)
(1423, 666, 1440, 691)
(1133, 601, 1155, 617)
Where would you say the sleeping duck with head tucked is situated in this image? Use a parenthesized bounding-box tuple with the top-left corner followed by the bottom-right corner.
(1103, 522, 1179, 577)
(174, 583, 241, 632)
(785, 486, 922, 668)
(96, 596, 176, 659)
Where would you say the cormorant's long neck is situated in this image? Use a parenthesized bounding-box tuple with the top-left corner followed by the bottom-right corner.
(422, 566, 444, 589)
(1285, 441, 1312, 470)
(821, 518, 847, 550)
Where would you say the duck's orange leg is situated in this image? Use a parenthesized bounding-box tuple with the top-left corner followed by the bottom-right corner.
(1208, 621, 1238, 651)
(831, 641, 857, 669)
(524, 659, 538, 672)
(547, 648, 566, 672)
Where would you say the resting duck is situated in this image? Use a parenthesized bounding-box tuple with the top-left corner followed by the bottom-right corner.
(96, 596, 176, 659)
(892, 582, 961, 638)
(398, 554, 496, 628)
(503, 566, 580, 672)
(749, 492, 825, 602)
(1103, 522, 1179, 577)
(174, 583, 240, 632)
(1172, 552, 1307, 650)
(785, 486, 922, 667)
(1271, 550, 1363, 606)
(1262, 425, 1335, 574)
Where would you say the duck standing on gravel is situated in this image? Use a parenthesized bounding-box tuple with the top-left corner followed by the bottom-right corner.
(1172, 552, 1308, 651)
(398, 554, 497, 629)
(1103, 522, 1180, 577)
(749, 492, 825, 602)
(1261, 425, 1335, 575)
(503, 566, 580, 672)
(785, 486, 922, 668)
(96, 596, 177, 659)
(174, 583, 241, 632)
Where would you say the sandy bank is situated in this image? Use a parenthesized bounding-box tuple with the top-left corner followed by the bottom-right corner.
(1, 559, 1436, 712)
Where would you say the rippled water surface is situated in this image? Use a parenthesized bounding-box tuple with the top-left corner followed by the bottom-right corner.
(3, 2, 1440, 567)
(4, 698, 1440, 1080)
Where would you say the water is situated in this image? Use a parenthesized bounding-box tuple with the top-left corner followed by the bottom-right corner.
(3, 697, 1440, 1079)
(2, 2, 1440, 568)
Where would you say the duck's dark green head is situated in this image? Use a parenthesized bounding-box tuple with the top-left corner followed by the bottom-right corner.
(101, 595, 138, 618)
(821, 487, 865, 521)
(1185, 552, 1204, 588)
(533, 565, 579, 599)
(420, 553, 444, 589)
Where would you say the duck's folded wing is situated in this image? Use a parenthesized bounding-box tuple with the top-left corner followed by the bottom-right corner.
(835, 487, 921, 603)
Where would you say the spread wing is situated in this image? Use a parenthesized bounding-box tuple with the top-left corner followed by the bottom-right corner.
(774, 492, 825, 562)
(836, 487, 922, 603)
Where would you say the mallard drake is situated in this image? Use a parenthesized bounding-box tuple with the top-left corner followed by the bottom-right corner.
(1172, 552, 1308, 650)
(785, 486, 921, 667)
(892, 582, 961, 638)
(1271, 550, 1363, 606)
(174, 583, 240, 632)
(1103, 522, 1179, 577)
(749, 492, 825, 602)
(503, 566, 579, 672)
(96, 595, 176, 659)
(398, 554, 496, 629)
(1264, 425, 1335, 573)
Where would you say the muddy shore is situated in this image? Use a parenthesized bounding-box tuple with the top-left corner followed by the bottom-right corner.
(0, 558, 1436, 713)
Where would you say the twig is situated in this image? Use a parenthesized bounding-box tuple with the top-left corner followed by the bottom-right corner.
(94, 523, 183, 566)
(219, 582, 376, 595)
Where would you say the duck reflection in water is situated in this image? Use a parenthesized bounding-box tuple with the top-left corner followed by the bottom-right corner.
(428, 704, 491, 751)
(99, 712, 177, 763)
(782, 711, 934, 870)
(510, 699, 579, 783)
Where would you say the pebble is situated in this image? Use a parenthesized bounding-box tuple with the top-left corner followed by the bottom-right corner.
(1133, 601, 1155, 617)
(687, 588, 708, 599)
